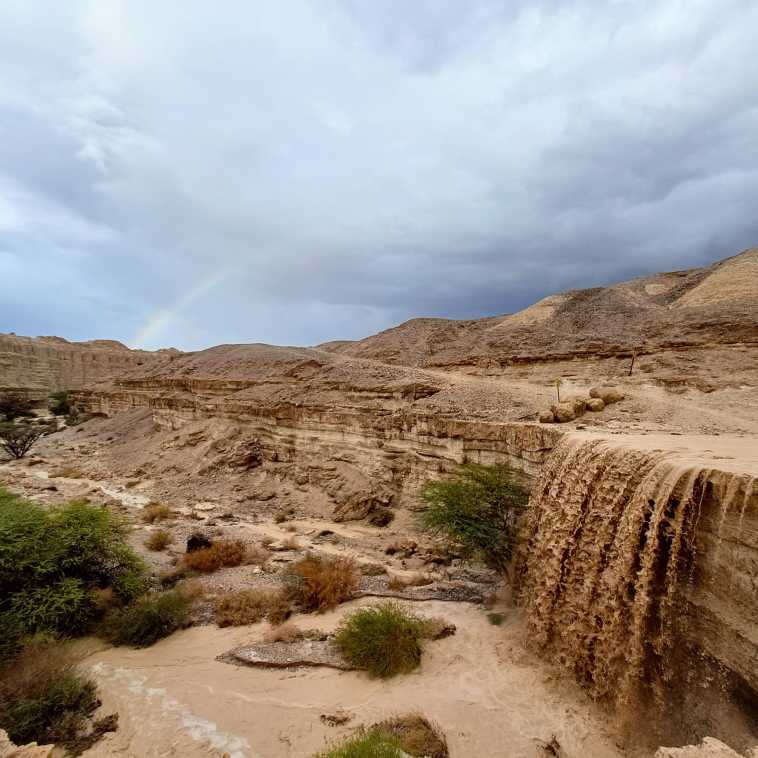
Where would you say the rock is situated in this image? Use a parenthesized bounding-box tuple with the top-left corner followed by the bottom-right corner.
(367, 506, 395, 527)
(186, 532, 212, 552)
(385, 539, 417, 557)
(320, 710, 353, 727)
(223, 639, 354, 670)
(586, 398, 605, 412)
(226, 438, 263, 469)
(551, 402, 576, 423)
(589, 385, 625, 404)
(655, 737, 748, 758)
(538, 409, 555, 423)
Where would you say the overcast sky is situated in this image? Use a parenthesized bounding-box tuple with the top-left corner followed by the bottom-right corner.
(1, 1, 756, 350)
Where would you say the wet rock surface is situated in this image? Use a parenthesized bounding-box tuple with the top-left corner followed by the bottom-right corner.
(223, 639, 355, 670)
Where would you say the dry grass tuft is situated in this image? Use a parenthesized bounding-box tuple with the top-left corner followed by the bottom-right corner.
(284, 554, 359, 612)
(244, 543, 271, 566)
(281, 535, 300, 551)
(263, 621, 303, 642)
(376, 713, 448, 758)
(145, 529, 172, 551)
(182, 539, 246, 573)
(214, 588, 291, 627)
(48, 466, 86, 479)
(141, 502, 174, 524)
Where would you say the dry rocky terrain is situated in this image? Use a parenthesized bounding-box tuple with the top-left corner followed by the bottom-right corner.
(1, 248, 756, 757)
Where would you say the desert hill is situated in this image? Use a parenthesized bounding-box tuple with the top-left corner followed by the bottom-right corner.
(327, 247, 758, 369)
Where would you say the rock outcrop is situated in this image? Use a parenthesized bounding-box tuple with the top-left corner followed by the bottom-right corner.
(0, 333, 173, 398)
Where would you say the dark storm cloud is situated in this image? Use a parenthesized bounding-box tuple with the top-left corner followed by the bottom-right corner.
(1, 0, 756, 350)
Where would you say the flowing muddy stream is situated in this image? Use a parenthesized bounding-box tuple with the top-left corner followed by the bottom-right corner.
(79, 600, 624, 758)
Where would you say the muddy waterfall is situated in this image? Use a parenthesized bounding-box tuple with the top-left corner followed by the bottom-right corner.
(518, 437, 755, 710)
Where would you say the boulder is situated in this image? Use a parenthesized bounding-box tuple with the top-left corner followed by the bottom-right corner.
(569, 397, 587, 417)
(538, 409, 555, 423)
(551, 402, 576, 423)
(589, 385, 625, 404)
(186, 532, 212, 552)
(586, 397, 605, 412)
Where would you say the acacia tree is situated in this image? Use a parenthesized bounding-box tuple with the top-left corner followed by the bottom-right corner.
(0, 422, 50, 459)
(419, 463, 529, 578)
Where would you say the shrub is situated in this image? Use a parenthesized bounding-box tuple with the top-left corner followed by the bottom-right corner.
(263, 621, 304, 642)
(141, 502, 173, 523)
(0, 392, 35, 421)
(284, 554, 359, 612)
(487, 612, 506, 626)
(419, 463, 528, 572)
(314, 715, 448, 758)
(375, 714, 448, 758)
(146, 529, 172, 551)
(0, 638, 100, 752)
(0, 490, 145, 641)
(334, 602, 429, 678)
(314, 728, 405, 758)
(182, 539, 246, 573)
(48, 391, 72, 417)
(214, 589, 290, 627)
(100, 591, 189, 647)
(0, 421, 50, 460)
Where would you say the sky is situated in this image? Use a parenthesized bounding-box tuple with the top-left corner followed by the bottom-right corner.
(1, 1, 757, 351)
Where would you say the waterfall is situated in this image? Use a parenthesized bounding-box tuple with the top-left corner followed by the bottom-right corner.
(517, 437, 709, 707)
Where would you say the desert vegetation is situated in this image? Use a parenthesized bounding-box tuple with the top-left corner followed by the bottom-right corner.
(182, 538, 248, 572)
(284, 554, 359, 612)
(334, 602, 432, 678)
(145, 528, 173, 551)
(100, 590, 190, 647)
(214, 588, 290, 627)
(419, 463, 528, 573)
(314, 714, 448, 758)
(0, 420, 52, 459)
(141, 501, 174, 523)
(0, 637, 114, 755)
(0, 488, 145, 654)
(48, 390, 72, 417)
(0, 391, 35, 421)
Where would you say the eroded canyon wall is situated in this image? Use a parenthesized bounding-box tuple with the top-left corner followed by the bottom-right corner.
(0, 334, 174, 398)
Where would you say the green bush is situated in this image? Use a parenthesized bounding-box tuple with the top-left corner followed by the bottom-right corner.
(418, 463, 528, 571)
(48, 391, 72, 417)
(0, 638, 99, 752)
(0, 421, 50, 460)
(100, 591, 190, 647)
(314, 728, 406, 758)
(334, 602, 429, 678)
(0, 489, 145, 644)
(314, 715, 448, 758)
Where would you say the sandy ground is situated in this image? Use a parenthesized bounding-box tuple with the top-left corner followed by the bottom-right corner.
(79, 600, 625, 758)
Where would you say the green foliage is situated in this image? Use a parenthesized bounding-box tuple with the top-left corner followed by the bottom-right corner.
(0, 489, 145, 642)
(487, 612, 506, 626)
(314, 715, 448, 758)
(0, 638, 99, 752)
(334, 602, 429, 678)
(418, 463, 528, 571)
(314, 728, 406, 758)
(48, 391, 72, 416)
(100, 591, 190, 647)
(0, 392, 35, 421)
